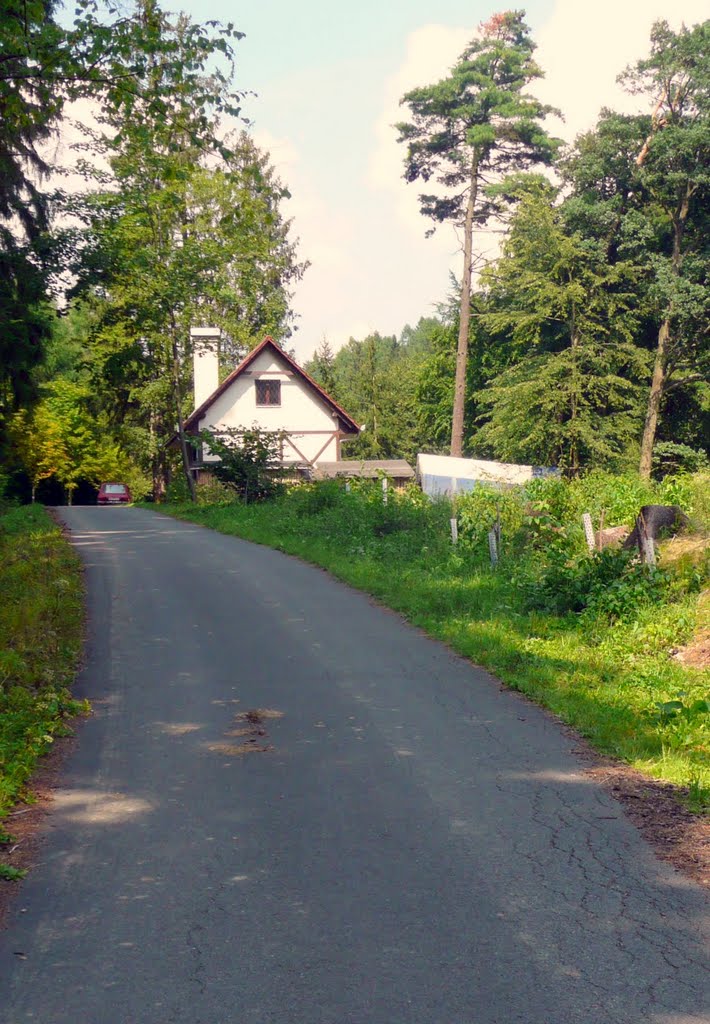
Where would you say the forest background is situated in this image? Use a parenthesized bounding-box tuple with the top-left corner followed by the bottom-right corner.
(0, 1, 707, 500)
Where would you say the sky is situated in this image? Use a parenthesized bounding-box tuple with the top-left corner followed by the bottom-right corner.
(174, 0, 707, 360)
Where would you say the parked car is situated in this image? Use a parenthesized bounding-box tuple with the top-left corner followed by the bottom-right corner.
(97, 482, 132, 505)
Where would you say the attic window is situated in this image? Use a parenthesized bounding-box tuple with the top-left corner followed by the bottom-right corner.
(256, 379, 281, 406)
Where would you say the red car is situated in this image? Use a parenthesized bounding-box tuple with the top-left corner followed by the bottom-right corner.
(97, 482, 132, 505)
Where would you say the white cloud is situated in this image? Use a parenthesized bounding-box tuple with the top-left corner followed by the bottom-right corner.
(248, 2, 709, 360)
(535, 0, 710, 143)
(368, 23, 470, 236)
(251, 127, 362, 354)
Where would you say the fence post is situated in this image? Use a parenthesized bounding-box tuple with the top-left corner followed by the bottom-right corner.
(345, 481, 351, 494)
(382, 477, 388, 505)
(488, 529, 499, 567)
(582, 512, 595, 552)
(636, 511, 656, 566)
(450, 518, 458, 545)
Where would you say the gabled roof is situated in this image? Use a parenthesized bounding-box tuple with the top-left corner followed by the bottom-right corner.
(183, 336, 360, 434)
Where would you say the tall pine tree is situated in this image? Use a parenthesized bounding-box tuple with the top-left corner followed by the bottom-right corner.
(397, 10, 560, 457)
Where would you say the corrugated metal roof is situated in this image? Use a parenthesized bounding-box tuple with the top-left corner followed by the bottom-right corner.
(314, 460, 415, 480)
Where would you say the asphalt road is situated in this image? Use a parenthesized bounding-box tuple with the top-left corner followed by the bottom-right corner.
(0, 506, 707, 1024)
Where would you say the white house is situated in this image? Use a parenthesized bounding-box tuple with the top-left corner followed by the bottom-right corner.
(183, 329, 360, 476)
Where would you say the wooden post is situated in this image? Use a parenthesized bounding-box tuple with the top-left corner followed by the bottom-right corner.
(382, 477, 388, 505)
(488, 529, 498, 567)
(582, 513, 595, 552)
(450, 518, 458, 545)
(636, 511, 656, 566)
(596, 509, 605, 551)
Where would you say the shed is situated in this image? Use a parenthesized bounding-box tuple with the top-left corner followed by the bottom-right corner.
(416, 453, 557, 497)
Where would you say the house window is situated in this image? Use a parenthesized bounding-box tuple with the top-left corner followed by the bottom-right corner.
(256, 379, 281, 406)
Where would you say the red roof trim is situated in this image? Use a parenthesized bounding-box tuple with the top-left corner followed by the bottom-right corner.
(183, 336, 360, 434)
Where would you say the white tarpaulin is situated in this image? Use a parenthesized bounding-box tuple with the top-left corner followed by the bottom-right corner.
(416, 453, 557, 498)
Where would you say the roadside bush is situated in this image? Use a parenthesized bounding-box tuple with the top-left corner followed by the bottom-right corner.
(518, 546, 671, 620)
(523, 475, 579, 524)
(455, 486, 525, 551)
(571, 470, 658, 527)
(195, 477, 233, 506)
(288, 480, 345, 516)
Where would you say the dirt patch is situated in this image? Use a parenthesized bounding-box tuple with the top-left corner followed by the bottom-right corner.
(586, 763, 709, 889)
(0, 722, 82, 931)
(204, 708, 284, 757)
(237, 709, 284, 724)
(676, 633, 710, 669)
(205, 741, 272, 756)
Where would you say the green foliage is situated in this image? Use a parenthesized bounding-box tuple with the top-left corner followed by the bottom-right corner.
(397, 12, 560, 231)
(194, 477, 234, 506)
(515, 548, 668, 619)
(648, 694, 710, 770)
(653, 442, 709, 479)
(10, 378, 126, 502)
(0, 505, 86, 860)
(0, 0, 244, 462)
(454, 486, 526, 551)
(685, 473, 710, 531)
(0, 864, 26, 882)
(198, 427, 286, 504)
(476, 191, 649, 471)
(397, 10, 561, 455)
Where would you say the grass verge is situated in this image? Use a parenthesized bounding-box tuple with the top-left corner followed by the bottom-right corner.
(0, 505, 87, 875)
(152, 476, 709, 809)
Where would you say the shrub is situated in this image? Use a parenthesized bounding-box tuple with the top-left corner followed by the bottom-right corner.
(571, 470, 658, 527)
(518, 546, 671, 620)
(455, 486, 525, 550)
(685, 473, 710, 532)
(199, 427, 287, 503)
(288, 480, 345, 516)
(653, 442, 709, 478)
(523, 475, 579, 525)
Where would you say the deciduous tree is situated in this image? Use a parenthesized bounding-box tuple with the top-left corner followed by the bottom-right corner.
(619, 20, 710, 477)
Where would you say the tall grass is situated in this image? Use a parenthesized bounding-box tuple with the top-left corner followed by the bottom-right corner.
(159, 472, 709, 805)
(0, 505, 86, 854)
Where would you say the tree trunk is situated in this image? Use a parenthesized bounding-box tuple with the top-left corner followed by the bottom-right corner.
(639, 319, 669, 479)
(638, 184, 690, 479)
(171, 324, 196, 503)
(450, 152, 479, 458)
(569, 326, 580, 475)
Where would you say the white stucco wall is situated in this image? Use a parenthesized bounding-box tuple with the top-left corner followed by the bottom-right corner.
(197, 348, 341, 465)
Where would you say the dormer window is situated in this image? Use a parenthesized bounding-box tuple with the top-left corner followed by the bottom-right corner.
(256, 379, 281, 406)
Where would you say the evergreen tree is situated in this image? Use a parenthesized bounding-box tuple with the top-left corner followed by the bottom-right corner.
(397, 10, 560, 457)
(620, 20, 710, 476)
(475, 190, 648, 471)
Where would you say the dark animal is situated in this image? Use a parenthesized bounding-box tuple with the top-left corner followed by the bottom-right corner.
(623, 505, 689, 551)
